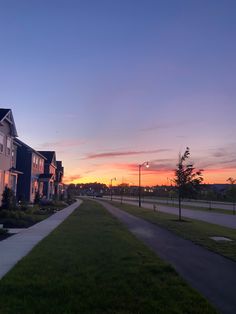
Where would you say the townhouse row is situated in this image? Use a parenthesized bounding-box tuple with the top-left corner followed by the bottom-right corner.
(0, 108, 64, 206)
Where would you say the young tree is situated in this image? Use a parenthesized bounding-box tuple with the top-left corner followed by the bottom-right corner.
(174, 147, 203, 221)
(1, 186, 16, 210)
(34, 191, 41, 204)
(226, 177, 236, 214)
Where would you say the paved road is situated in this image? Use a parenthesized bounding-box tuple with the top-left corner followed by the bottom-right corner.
(158, 198, 235, 212)
(118, 196, 236, 212)
(96, 199, 236, 314)
(104, 196, 236, 229)
(0, 200, 82, 279)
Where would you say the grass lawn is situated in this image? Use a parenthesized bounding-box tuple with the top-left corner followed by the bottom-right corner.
(142, 199, 234, 215)
(0, 200, 216, 314)
(116, 196, 235, 215)
(108, 201, 236, 262)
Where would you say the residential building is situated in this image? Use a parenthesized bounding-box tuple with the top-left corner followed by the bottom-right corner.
(15, 139, 46, 203)
(0, 109, 20, 205)
(38, 151, 57, 200)
(55, 161, 64, 199)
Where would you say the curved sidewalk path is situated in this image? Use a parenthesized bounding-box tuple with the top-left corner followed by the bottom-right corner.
(0, 200, 82, 279)
(97, 199, 236, 314)
(104, 196, 236, 229)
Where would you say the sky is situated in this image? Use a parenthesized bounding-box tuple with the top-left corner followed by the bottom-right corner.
(0, 0, 235, 186)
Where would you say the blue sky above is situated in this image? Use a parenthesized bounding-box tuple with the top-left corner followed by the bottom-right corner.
(0, 0, 235, 184)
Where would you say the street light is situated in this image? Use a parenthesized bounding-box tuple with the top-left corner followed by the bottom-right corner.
(110, 177, 116, 201)
(138, 161, 149, 207)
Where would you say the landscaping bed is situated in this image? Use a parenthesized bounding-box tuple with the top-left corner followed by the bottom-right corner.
(0, 201, 68, 228)
(0, 228, 11, 241)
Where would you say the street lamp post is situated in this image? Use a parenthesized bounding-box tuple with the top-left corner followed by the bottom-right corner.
(138, 162, 149, 207)
(110, 177, 116, 201)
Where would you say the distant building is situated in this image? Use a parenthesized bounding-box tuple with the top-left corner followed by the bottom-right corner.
(15, 139, 46, 203)
(38, 151, 57, 200)
(0, 109, 21, 204)
(55, 161, 64, 199)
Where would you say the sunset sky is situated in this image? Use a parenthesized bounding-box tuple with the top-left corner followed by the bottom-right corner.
(0, 0, 235, 186)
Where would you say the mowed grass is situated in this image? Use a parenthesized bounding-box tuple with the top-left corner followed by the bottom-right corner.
(0, 200, 216, 314)
(109, 201, 236, 262)
(119, 196, 234, 215)
(143, 199, 234, 215)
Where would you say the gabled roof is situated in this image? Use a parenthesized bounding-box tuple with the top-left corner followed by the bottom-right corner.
(0, 109, 10, 121)
(14, 138, 47, 159)
(56, 161, 63, 168)
(38, 151, 56, 165)
(56, 161, 64, 174)
(0, 108, 18, 137)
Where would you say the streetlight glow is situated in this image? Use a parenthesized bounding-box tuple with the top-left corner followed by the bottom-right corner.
(138, 161, 150, 207)
(110, 177, 116, 201)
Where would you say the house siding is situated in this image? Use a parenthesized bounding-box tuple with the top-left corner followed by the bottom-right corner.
(16, 144, 45, 203)
(0, 119, 14, 204)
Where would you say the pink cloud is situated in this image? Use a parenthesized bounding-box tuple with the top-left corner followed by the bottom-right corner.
(64, 174, 83, 183)
(40, 139, 85, 149)
(84, 149, 170, 160)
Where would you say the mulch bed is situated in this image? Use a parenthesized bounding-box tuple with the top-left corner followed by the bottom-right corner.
(0, 233, 13, 242)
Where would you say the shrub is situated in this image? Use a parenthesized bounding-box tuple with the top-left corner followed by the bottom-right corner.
(0, 227, 8, 234)
(1, 187, 16, 210)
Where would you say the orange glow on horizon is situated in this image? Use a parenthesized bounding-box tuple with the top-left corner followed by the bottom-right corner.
(64, 167, 236, 186)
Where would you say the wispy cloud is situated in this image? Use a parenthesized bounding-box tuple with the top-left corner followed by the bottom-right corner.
(140, 123, 170, 132)
(198, 144, 236, 170)
(140, 120, 189, 132)
(104, 160, 175, 175)
(64, 174, 82, 183)
(84, 149, 170, 160)
(39, 139, 85, 149)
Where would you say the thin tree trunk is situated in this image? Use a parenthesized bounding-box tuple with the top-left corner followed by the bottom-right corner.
(178, 188, 181, 221)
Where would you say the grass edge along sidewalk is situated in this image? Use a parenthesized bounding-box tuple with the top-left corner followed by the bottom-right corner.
(0, 200, 216, 314)
(110, 196, 234, 215)
(106, 200, 236, 262)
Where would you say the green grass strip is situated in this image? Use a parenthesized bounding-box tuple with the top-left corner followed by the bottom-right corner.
(116, 196, 235, 215)
(0, 200, 216, 314)
(109, 201, 236, 262)
(142, 199, 234, 215)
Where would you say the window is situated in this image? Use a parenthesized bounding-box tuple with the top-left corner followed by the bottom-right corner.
(6, 137, 11, 156)
(35, 156, 38, 168)
(11, 148, 15, 167)
(0, 171, 3, 194)
(0, 133, 4, 153)
(39, 158, 44, 170)
(33, 155, 36, 167)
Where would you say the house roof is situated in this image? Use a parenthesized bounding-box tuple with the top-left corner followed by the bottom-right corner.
(14, 139, 47, 160)
(56, 161, 63, 170)
(56, 161, 62, 167)
(0, 109, 10, 121)
(37, 151, 56, 164)
(0, 108, 18, 137)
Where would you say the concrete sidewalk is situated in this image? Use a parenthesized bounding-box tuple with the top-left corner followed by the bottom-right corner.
(97, 199, 236, 314)
(0, 200, 82, 279)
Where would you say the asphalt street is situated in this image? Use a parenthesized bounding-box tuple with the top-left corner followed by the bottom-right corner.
(104, 196, 236, 229)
